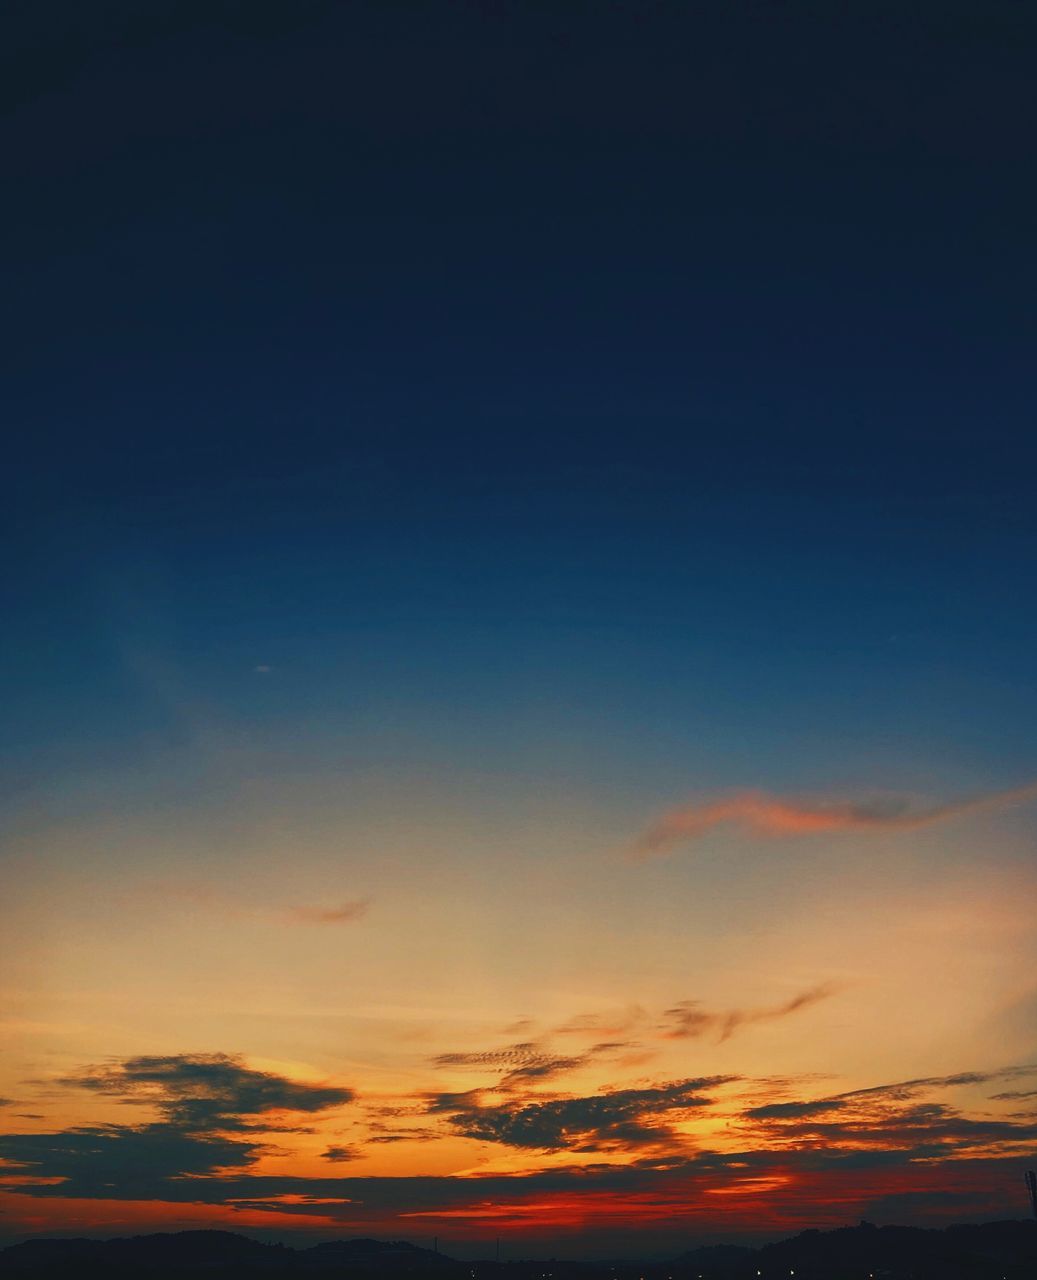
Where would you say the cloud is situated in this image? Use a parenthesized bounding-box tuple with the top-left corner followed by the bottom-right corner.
(554, 1006, 648, 1037)
(285, 899, 369, 926)
(501, 1017, 535, 1035)
(0, 1054, 357, 1204)
(321, 1144, 359, 1162)
(124, 883, 370, 928)
(744, 1065, 1037, 1122)
(8, 1052, 1036, 1236)
(760, 1106, 1037, 1153)
(427, 989, 838, 1109)
(433, 1043, 589, 1087)
(744, 1096, 848, 1121)
(0, 1122, 263, 1192)
(0, 1146, 1014, 1217)
(432, 1076, 736, 1152)
(5, 1090, 1037, 1238)
(432, 1042, 544, 1071)
(431, 1039, 630, 1089)
(660, 983, 841, 1042)
(60, 1053, 354, 1131)
(631, 781, 1037, 858)
(365, 1126, 440, 1144)
(424, 1088, 484, 1115)
(857, 1188, 987, 1217)
(499, 1055, 597, 1088)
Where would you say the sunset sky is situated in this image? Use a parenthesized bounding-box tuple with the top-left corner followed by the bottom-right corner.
(3, 0, 1037, 1258)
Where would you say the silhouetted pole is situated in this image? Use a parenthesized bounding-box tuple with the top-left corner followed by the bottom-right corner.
(1026, 1170, 1037, 1219)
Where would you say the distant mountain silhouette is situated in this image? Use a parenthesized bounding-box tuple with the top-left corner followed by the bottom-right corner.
(299, 1238, 456, 1273)
(2, 1219, 1036, 1279)
(303, 1238, 448, 1262)
(1, 1231, 451, 1277)
(1, 1230, 286, 1270)
(754, 1218, 1037, 1279)
(670, 1243, 754, 1273)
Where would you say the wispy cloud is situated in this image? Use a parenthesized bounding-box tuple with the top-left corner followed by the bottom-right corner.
(744, 1065, 1037, 1121)
(501, 1017, 536, 1035)
(430, 988, 840, 1097)
(631, 781, 1037, 858)
(125, 883, 370, 928)
(284, 899, 370, 926)
(729, 1067, 1037, 1174)
(432, 1042, 544, 1070)
(366, 1125, 441, 1144)
(660, 982, 842, 1042)
(553, 1006, 648, 1037)
(431, 1040, 626, 1089)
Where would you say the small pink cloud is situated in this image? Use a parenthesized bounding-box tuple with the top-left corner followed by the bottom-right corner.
(631, 781, 1037, 858)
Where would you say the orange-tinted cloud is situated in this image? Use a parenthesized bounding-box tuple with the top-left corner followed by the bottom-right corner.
(429, 1074, 736, 1152)
(284, 899, 370, 926)
(631, 781, 1037, 858)
(553, 1006, 648, 1037)
(7, 1060, 1037, 1247)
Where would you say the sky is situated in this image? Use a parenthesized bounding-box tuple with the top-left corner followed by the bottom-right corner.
(2, 0, 1037, 1258)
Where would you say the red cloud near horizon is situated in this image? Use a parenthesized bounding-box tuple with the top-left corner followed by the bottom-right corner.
(631, 781, 1037, 858)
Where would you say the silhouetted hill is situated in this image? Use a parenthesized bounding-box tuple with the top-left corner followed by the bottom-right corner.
(671, 1243, 755, 1273)
(2, 1220, 1036, 1279)
(0, 1230, 290, 1272)
(755, 1218, 1037, 1279)
(301, 1239, 452, 1268)
(0, 1232, 455, 1279)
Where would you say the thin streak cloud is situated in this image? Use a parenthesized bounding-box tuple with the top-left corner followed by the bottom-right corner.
(285, 900, 370, 926)
(631, 781, 1037, 858)
(660, 983, 842, 1042)
(124, 883, 371, 927)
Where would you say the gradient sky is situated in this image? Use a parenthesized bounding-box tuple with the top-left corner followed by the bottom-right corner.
(3, 0, 1037, 1258)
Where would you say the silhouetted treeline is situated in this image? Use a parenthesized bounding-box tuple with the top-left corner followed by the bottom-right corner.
(2, 1220, 1036, 1280)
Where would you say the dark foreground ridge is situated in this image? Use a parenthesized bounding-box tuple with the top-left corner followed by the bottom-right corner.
(2, 1221, 1036, 1280)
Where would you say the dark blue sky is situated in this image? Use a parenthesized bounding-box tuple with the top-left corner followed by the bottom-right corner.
(4, 0, 1036, 796)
